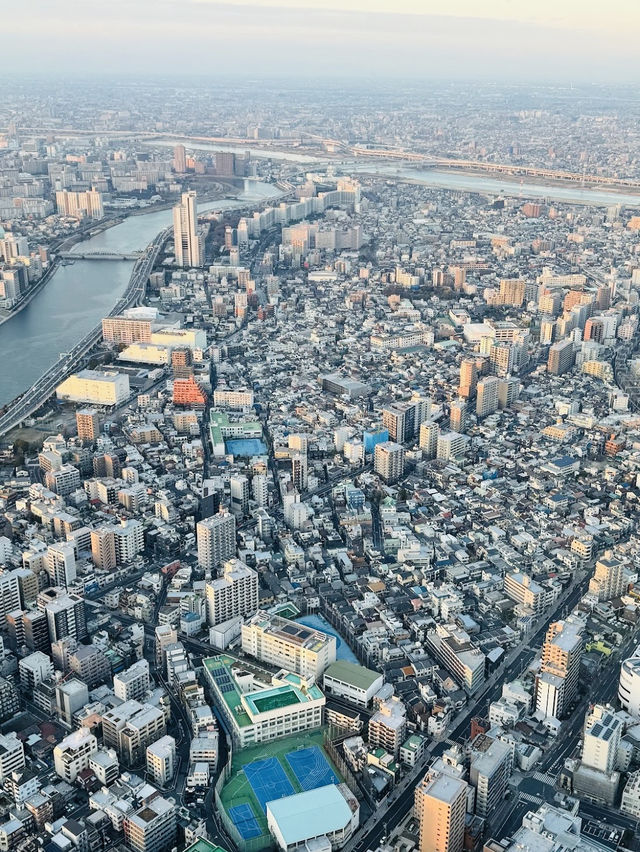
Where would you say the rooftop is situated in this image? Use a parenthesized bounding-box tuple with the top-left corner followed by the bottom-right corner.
(266, 785, 352, 845)
(324, 659, 382, 691)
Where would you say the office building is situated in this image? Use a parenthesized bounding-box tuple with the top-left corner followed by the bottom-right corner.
(54, 729, 98, 783)
(197, 513, 236, 570)
(242, 610, 336, 680)
(476, 376, 499, 418)
(146, 735, 176, 787)
(374, 441, 405, 484)
(76, 408, 100, 442)
(415, 770, 467, 852)
(206, 559, 258, 626)
(173, 191, 202, 268)
(535, 620, 583, 719)
(589, 553, 627, 601)
(56, 369, 130, 406)
(124, 796, 176, 852)
(547, 339, 575, 375)
(114, 659, 151, 702)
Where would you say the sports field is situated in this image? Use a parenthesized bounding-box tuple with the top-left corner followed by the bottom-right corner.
(220, 731, 342, 847)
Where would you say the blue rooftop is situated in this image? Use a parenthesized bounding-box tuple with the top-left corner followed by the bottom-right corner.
(266, 785, 352, 845)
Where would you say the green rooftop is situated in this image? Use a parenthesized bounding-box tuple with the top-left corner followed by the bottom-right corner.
(204, 655, 323, 729)
(324, 659, 382, 691)
(185, 841, 229, 852)
(209, 410, 262, 448)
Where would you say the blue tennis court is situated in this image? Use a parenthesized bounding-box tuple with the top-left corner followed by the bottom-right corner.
(285, 746, 339, 791)
(244, 756, 295, 811)
(229, 803, 262, 839)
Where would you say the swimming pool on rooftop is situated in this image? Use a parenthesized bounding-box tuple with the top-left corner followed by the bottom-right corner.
(225, 438, 268, 456)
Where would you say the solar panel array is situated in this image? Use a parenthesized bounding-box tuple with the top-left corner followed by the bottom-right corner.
(211, 667, 236, 693)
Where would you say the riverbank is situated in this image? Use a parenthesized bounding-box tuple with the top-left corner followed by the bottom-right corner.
(0, 185, 243, 329)
(0, 179, 282, 410)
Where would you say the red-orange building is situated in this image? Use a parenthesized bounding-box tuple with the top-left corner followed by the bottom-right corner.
(173, 376, 207, 408)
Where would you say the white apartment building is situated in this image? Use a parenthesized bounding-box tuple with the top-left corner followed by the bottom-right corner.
(114, 659, 151, 702)
(436, 431, 466, 461)
(213, 388, 254, 409)
(368, 697, 407, 757)
(0, 570, 21, 629)
(197, 513, 236, 570)
(19, 651, 54, 690)
(102, 700, 166, 767)
(146, 735, 176, 787)
(0, 734, 25, 782)
(242, 610, 336, 680)
(54, 729, 98, 783)
(583, 705, 622, 774)
(206, 559, 258, 627)
(374, 441, 405, 484)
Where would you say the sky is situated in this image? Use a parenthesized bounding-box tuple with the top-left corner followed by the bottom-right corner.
(1, 0, 638, 82)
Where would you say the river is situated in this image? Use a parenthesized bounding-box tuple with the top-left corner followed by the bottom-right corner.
(0, 182, 280, 406)
(153, 139, 640, 208)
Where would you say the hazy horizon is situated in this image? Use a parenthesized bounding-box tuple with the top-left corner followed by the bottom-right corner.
(2, 0, 638, 83)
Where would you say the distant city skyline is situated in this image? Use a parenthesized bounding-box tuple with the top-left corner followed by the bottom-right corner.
(2, 0, 638, 82)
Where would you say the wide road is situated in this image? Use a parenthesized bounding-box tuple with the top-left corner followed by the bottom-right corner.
(0, 226, 170, 438)
(345, 565, 595, 852)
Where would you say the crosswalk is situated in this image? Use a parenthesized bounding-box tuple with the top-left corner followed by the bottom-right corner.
(519, 792, 543, 806)
(531, 771, 557, 785)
